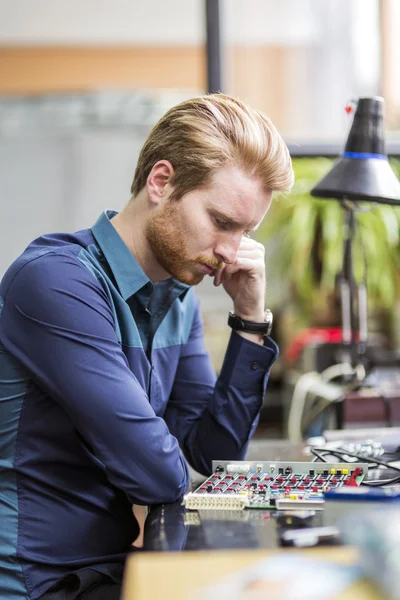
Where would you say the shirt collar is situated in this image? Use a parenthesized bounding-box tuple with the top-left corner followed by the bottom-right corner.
(91, 210, 190, 302)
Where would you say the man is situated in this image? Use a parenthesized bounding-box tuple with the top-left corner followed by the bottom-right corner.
(0, 93, 293, 599)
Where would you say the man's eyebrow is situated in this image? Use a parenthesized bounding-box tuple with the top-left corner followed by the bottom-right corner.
(209, 208, 243, 227)
(209, 208, 260, 232)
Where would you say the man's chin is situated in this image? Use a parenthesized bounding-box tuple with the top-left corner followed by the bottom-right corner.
(173, 270, 205, 286)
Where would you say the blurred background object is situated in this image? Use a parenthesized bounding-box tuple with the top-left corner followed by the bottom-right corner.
(1, 0, 400, 438)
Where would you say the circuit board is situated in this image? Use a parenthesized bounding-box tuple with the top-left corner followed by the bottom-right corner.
(183, 460, 367, 511)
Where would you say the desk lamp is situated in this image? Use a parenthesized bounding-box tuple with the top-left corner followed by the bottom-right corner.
(311, 97, 400, 372)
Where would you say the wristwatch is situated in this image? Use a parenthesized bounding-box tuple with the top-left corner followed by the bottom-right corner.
(228, 309, 273, 337)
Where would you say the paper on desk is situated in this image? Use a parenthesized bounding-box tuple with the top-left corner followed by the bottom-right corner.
(193, 553, 361, 600)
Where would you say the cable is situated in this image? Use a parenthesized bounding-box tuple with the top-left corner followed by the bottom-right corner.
(310, 448, 328, 462)
(302, 396, 344, 435)
(362, 476, 400, 487)
(311, 447, 400, 473)
(287, 372, 321, 442)
(310, 445, 400, 486)
(310, 448, 383, 470)
(288, 363, 363, 442)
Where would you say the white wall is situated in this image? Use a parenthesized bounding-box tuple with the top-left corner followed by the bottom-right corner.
(223, 0, 321, 46)
(0, 0, 358, 48)
(0, 0, 204, 45)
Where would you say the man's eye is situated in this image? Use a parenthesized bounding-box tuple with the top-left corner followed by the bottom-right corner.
(214, 217, 231, 231)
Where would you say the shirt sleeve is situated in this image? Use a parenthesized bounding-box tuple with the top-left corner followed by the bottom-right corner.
(164, 297, 279, 475)
(0, 252, 189, 505)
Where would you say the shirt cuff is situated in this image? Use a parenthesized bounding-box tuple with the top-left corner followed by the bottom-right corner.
(218, 330, 279, 391)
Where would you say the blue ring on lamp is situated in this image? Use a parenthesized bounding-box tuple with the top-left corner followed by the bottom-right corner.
(341, 152, 388, 161)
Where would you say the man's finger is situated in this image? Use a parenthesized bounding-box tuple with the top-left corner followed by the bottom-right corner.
(213, 265, 225, 286)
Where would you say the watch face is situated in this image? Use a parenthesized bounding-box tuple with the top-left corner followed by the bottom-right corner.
(264, 309, 273, 322)
(264, 309, 273, 335)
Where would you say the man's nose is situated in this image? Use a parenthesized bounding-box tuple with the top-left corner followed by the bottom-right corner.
(214, 235, 241, 265)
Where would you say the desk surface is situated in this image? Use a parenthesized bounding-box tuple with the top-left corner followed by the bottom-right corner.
(126, 438, 389, 599)
(122, 547, 383, 600)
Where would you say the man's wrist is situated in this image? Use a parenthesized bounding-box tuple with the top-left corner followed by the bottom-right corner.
(228, 310, 273, 339)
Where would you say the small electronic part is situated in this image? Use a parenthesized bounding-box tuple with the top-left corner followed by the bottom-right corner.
(279, 526, 340, 547)
(276, 498, 325, 511)
(183, 492, 249, 510)
(182, 460, 367, 511)
(226, 463, 250, 474)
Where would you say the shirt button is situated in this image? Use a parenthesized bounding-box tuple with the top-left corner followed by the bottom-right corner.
(251, 361, 259, 370)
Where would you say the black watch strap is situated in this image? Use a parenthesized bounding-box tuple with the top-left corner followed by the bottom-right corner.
(228, 310, 273, 337)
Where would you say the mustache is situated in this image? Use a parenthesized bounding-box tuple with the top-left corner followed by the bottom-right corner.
(196, 255, 224, 270)
(195, 254, 225, 270)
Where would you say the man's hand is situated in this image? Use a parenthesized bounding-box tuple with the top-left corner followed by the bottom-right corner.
(213, 236, 266, 325)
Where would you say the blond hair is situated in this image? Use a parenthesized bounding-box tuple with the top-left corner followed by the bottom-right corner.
(131, 93, 294, 200)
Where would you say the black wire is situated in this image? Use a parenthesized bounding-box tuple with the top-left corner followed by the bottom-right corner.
(311, 451, 400, 486)
(310, 448, 328, 462)
(362, 475, 400, 487)
(310, 446, 400, 486)
(311, 447, 400, 473)
(311, 449, 363, 463)
(311, 449, 383, 470)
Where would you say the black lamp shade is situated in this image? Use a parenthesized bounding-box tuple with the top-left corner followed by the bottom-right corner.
(311, 97, 400, 206)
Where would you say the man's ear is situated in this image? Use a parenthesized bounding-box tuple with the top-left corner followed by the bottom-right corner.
(147, 161, 174, 206)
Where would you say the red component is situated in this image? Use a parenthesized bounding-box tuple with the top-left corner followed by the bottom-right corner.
(299, 485, 305, 491)
(317, 478, 323, 484)
(233, 482, 240, 486)
(345, 104, 353, 114)
(345, 479, 358, 487)
(212, 475, 220, 479)
(304, 477, 310, 484)
(225, 475, 232, 479)
(291, 477, 297, 483)
(271, 484, 278, 489)
(227, 487, 234, 491)
(238, 475, 246, 479)
(312, 486, 318, 492)
(277, 477, 284, 483)
(331, 478, 338, 484)
(200, 486, 207, 490)
(251, 476, 258, 480)
(345, 471, 360, 487)
(214, 487, 221, 491)
(259, 484, 265, 490)
(284, 327, 343, 364)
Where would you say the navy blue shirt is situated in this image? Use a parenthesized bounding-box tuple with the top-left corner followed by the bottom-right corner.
(0, 211, 278, 599)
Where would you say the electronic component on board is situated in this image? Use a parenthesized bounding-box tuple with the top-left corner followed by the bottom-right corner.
(183, 460, 367, 511)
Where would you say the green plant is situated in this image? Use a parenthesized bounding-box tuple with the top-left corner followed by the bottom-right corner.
(257, 157, 400, 325)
